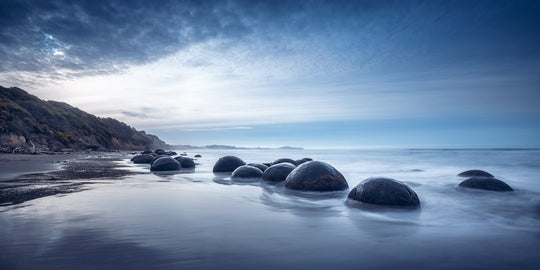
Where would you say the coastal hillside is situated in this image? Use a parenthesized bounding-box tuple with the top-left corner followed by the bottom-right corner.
(0, 86, 168, 152)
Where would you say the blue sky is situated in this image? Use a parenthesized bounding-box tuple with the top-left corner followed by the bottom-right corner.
(1, 0, 539, 148)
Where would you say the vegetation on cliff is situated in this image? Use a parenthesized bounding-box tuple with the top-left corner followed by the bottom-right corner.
(0, 86, 168, 152)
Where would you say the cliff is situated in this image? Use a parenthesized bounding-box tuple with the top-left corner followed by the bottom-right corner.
(0, 86, 168, 153)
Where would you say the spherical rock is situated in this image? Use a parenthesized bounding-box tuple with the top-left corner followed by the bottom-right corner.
(151, 155, 169, 164)
(154, 149, 166, 155)
(348, 177, 420, 206)
(459, 177, 513, 191)
(141, 150, 153, 154)
(458, 170, 494, 178)
(174, 156, 195, 168)
(165, 151, 177, 156)
(151, 156, 182, 171)
(284, 161, 348, 191)
(295, 158, 313, 165)
(213, 156, 246, 173)
(247, 163, 268, 172)
(272, 158, 297, 166)
(195, 154, 202, 158)
(132, 154, 155, 164)
(231, 165, 264, 179)
(263, 162, 272, 167)
(262, 163, 296, 182)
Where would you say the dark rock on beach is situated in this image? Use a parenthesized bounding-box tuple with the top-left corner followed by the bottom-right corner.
(247, 163, 268, 172)
(165, 151, 177, 156)
(272, 158, 297, 166)
(284, 161, 348, 191)
(195, 154, 202, 158)
(295, 158, 313, 165)
(141, 150, 153, 154)
(458, 169, 494, 178)
(459, 177, 513, 192)
(262, 163, 296, 182)
(151, 156, 181, 171)
(154, 149, 166, 155)
(348, 177, 420, 207)
(151, 154, 169, 164)
(174, 156, 196, 168)
(132, 154, 155, 164)
(263, 162, 272, 167)
(231, 165, 264, 179)
(213, 156, 246, 173)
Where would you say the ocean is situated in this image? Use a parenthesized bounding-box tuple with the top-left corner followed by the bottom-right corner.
(1, 149, 539, 269)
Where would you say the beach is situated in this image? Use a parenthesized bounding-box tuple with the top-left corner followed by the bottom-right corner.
(1, 149, 540, 269)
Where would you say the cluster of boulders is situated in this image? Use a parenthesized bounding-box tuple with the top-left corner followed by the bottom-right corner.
(212, 155, 515, 209)
(130, 149, 198, 172)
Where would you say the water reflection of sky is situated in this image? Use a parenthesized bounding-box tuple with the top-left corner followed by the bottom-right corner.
(1, 149, 540, 269)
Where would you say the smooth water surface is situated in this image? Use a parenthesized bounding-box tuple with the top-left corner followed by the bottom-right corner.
(1, 149, 539, 269)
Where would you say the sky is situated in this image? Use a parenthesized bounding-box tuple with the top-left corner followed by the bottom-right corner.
(1, 0, 540, 148)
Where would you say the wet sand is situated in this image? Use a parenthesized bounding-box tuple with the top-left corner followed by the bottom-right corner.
(0, 152, 140, 206)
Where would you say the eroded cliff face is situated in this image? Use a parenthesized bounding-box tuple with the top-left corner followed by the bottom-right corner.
(0, 86, 168, 153)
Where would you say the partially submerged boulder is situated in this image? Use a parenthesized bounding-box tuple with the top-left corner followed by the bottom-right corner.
(284, 161, 348, 191)
(348, 177, 420, 207)
(174, 156, 196, 168)
(213, 156, 246, 173)
(151, 156, 182, 171)
(231, 165, 264, 179)
(132, 154, 155, 164)
(247, 163, 268, 172)
(458, 170, 493, 178)
(272, 158, 297, 166)
(262, 163, 296, 182)
(459, 177, 513, 192)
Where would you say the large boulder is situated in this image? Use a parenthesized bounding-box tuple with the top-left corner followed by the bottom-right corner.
(154, 149, 166, 155)
(458, 170, 494, 178)
(213, 156, 246, 173)
(272, 158, 297, 166)
(174, 156, 196, 168)
(459, 177, 513, 191)
(284, 161, 348, 191)
(151, 154, 169, 164)
(231, 165, 264, 179)
(151, 156, 182, 171)
(132, 154, 155, 164)
(141, 150, 153, 154)
(295, 158, 313, 165)
(348, 177, 420, 207)
(247, 163, 268, 172)
(262, 163, 296, 182)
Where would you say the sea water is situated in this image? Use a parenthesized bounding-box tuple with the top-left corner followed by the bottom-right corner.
(1, 149, 539, 269)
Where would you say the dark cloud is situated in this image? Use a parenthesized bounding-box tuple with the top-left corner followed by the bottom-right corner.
(0, 0, 253, 76)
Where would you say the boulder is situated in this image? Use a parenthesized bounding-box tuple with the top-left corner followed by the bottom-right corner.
(151, 154, 169, 164)
(295, 158, 313, 165)
(213, 156, 246, 173)
(165, 151, 177, 156)
(151, 156, 182, 171)
(141, 150, 153, 154)
(348, 177, 420, 207)
(458, 170, 493, 178)
(262, 163, 296, 182)
(247, 163, 268, 172)
(459, 177, 513, 191)
(284, 161, 348, 191)
(174, 156, 196, 168)
(231, 165, 264, 179)
(272, 158, 297, 166)
(154, 149, 166, 155)
(195, 154, 202, 158)
(132, 154, 155, 164)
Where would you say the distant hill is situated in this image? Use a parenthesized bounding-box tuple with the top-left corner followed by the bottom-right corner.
(0, 86, 168, 153)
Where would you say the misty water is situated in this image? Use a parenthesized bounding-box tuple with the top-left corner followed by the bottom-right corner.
(1, 149, 540, 269)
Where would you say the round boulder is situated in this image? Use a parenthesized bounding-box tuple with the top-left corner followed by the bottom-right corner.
(151, 154, 169, 164)
(165, 151, 177, 156)
(213, 156, 246, 173)
(459, 177, 513, 192)
(141, 150, 153, 154)
(262, 163, 296, 182)
(132, 154, 155, 164)
(348, 177, 420, 207)
(247, 163, 268, 172)
(154, 149, 166, 155)
(195, 154, 202, 158)
(295, 158, 313, 165)
(284, 161, 348, 191)
(151, 156, 182, 171)
(174, 156, 196, 168)
(231, 165, 264, 179)
(458, 170, 493, 178)
(272, 158, 297, 166)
